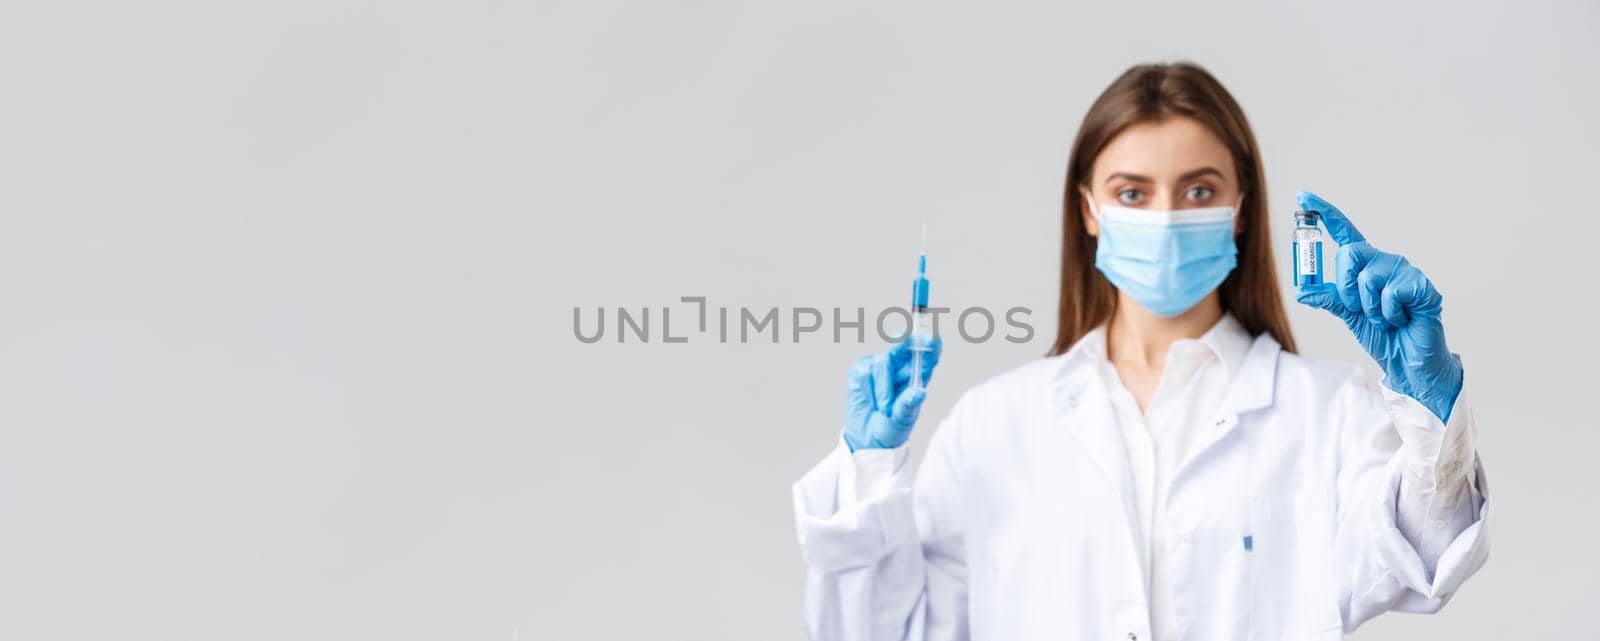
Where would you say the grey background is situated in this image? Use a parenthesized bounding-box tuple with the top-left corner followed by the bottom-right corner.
(1, 0, 1595, 639)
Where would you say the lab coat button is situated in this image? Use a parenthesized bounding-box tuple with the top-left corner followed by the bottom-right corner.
(1213, 418, 1225, 426)
(1430, 518, 1446, 529)
(1128, 634, 1137, 640)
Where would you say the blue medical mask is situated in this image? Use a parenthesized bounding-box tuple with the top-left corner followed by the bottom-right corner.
(1085, 192, 1241, 317)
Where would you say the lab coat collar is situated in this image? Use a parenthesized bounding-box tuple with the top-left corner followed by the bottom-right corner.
(1051, 312, 1273, 413)
(1225, 329, 1280, 415)
(1060, 313, 1252, 377)
(1047, 315, 1281, 498)
(1198, 313, 1253, 381)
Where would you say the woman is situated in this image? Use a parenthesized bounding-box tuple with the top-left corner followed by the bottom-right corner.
(791, 62, 1487, 641)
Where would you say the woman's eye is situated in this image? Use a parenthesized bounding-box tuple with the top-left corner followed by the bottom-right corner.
(1116, 189, 1143, 205)
(1186, 185, 1215, 202)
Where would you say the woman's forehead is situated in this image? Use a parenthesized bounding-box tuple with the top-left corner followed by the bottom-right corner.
(1091, 117, 1236, 184)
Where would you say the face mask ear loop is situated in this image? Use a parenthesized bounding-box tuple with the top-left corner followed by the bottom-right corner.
(1080, 188, 1100, 221)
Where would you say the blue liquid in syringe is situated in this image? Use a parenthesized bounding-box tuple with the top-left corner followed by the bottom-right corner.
(909, 253, 931, 390)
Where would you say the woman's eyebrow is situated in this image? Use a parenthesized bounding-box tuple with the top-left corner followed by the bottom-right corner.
(1177, 167, 1225, 182)
(1104, 172, 1153, 185)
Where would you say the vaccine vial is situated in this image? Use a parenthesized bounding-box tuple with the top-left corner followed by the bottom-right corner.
(1292, 210, 1324, 286)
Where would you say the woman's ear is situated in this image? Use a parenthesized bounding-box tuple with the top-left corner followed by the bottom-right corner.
(1080, 188, 1100, 238)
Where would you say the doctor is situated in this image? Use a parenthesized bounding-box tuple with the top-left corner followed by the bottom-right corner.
(792, 62, 1488, 641)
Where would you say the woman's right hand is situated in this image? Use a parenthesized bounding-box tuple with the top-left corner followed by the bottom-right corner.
(842, 337, 942, 451)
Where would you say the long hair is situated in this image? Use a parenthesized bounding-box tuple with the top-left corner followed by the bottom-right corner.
(1048, 62, 1297, 355)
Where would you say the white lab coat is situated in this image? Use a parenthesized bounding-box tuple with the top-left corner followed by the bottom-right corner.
(792, 329, 1489, 641)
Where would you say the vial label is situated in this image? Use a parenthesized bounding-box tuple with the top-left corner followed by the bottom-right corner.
(1293, 228, 1323, 285)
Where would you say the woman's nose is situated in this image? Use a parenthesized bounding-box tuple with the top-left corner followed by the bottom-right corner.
(1161, 189, 1183, 210)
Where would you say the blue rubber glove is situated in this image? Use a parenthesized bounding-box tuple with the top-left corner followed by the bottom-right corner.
(1294, 190, 1464, 423)
(842, 337, 942, 451)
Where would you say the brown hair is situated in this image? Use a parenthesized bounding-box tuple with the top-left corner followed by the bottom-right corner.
(1048, 62, 1297, 355)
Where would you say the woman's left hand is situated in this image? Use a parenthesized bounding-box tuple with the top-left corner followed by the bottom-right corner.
(1293, 190, 1464, 423)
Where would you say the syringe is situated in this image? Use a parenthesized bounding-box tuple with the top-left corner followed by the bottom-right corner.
(909, 223, 933, 391)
